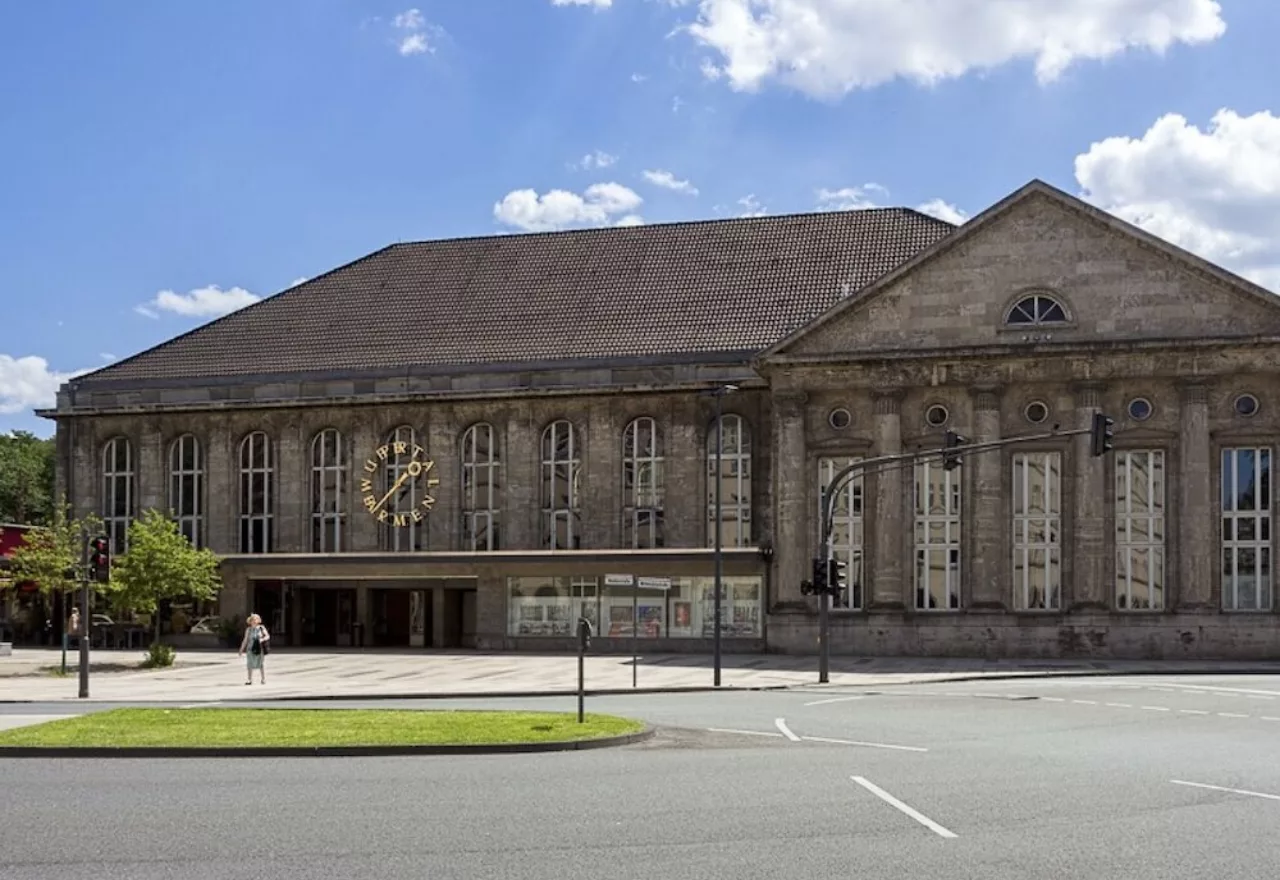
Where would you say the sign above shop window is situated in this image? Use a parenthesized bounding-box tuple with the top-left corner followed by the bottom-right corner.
(637, 576, 672, 591)
(604, 573, 635, 587)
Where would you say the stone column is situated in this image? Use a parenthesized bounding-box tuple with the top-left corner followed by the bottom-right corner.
(428, 412, 459, 552)
(968, 386, 1006, 609)
(205, 420, 234, 554)
(583, 401, 620, 549)
(771, 391, 809, 608)
(1177, 381, 1213, 609)
(504, 404, 538, 550)
(1071, 383, 1108, 610)
(275, 420, 306, 553)
(663, 396, 701, 549)
(137, 420, 165, 517)
(871, 390, 905, 610)
(349, 421, 381, 552)
(70, 420, 96, 523)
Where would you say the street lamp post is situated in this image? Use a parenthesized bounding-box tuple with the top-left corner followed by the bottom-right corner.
(709, 383, 738, 687)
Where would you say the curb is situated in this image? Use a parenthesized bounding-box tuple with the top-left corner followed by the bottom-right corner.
(789, 666, 1280, 690)
(0, 725, 655, 759)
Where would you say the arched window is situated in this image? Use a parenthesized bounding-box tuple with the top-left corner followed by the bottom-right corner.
(1005, 293, 1068, 325)
(239, 432, 274, 553)
(168, 434, 205, 547)
(623, 417, 664, 548)
(311, 428, 346, 552)
(101, 437, 135, 553)
(382, 425, 426, 552)
(541, 420, 581, 550)
(461, 423, 501, 551)
(707, 414, 752, 548)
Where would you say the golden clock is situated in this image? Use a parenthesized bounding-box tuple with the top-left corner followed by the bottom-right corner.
(359, 440, 440, 527)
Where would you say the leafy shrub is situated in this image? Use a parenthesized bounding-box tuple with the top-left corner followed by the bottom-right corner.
(143, 642, 176, 668)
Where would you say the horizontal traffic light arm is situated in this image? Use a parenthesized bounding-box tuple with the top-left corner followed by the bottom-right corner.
(819, 425, 1094, 547)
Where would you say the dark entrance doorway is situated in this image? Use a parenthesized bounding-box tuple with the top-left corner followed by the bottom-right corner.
(299, 587, 356, 646)
(371, 588, 432, 647)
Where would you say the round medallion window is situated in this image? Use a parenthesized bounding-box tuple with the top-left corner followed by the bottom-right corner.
(1127, 398, 1153, 421)
(828, 408, 852, 430)
(1234, 393, 1260, 417)
(1024, 401, 1049, 424)
(925, 404, 949, 428)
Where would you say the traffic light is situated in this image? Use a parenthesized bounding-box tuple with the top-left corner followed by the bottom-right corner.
(827, 556, 847, 599)
(942, 430, 965, 471)
(811, 557, 828, 596)
(1090, 412, 1115, 457)
(87, 535, 110, 584)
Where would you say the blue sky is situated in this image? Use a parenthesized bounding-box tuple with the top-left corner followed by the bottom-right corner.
(4, 0, 1280, 437)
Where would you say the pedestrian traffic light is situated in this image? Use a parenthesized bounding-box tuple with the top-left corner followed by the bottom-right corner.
(811, 557, 828, 596)
(87, 535, 110, 583)
(942, 430, 965, 470)
(1090, 412, 1115, 457)
(827, 556, 847, 599)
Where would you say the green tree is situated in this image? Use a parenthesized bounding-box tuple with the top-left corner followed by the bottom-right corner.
(111, 508, 223, 644)
(3, 501, 109, 617)
(0, 431, 56, 525)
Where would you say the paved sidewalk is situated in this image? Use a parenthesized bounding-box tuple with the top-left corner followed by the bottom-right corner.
(2, 648, 1280, 703)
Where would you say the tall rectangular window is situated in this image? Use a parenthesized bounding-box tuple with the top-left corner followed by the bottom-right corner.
(239, 432, 274, 553)
(915, 460, 961, 610)
(623, 417, 665, 549)
(818, 457, 863, 610)
(462, 423, 501, 551)
(311, 428, 346, 552)
(1222, 447, 1272, 611)
(541, 420, 581, 550)
(1012, 451, 1061, 610)
(101, 437, 135, 553)
(1115, 450, 1165, 610)
(169, 434, 205, 548)
(707, 414, 752, 548)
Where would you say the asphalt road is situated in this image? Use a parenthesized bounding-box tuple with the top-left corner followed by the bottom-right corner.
(4, 674, 1280, 880)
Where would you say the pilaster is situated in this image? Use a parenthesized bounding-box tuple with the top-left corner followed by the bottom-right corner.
(1071, 383, 1108, 610)
(349, 421, 381, 552)
(275, 419, 306, 553)
(504, 404, 538, 550)
(137, 419, 165, 516)
(871, 390, 905, 610)
(583, 400, 620, 548)
(663, 396, 701, 548)
(771, 391, 808, 607)
(968, 386, 1006, 609)
(1177, 381, 1213, 609)
(205, 420, 234, 554)
(428, 412, 459, 552)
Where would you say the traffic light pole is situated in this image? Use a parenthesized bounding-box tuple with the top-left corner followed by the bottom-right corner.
(813, 423, 1097, 684)
(78, 571, 90, 698)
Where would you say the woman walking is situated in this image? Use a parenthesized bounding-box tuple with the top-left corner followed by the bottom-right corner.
(237, 613, 270, 685)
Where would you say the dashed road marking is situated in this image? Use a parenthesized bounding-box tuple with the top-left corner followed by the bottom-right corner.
(851, 776, 958, 838)
(1141, 706, 1171, 712)
(803, 695, 865, 707)
(1179, 709, 1209, 715)
(1072, 700, 1097, 705)
(805, 736, 928, 753)
(1171, 780, 1280, 802)
(1217, 712, 1249, 719)
(1105, 703, 1133, 709)
(774, 718, 802, 742)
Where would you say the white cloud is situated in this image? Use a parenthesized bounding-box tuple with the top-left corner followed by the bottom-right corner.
(815, 183, 968, 225)
(99, 353, 116, 362)
(493, 182, 644, 232)
(399, 33, 430, 55)
(737, 194, 767, 217)
(390, 7, 442, 55)
(393, 9, 425, 30)
(685, 0, 1226, 99)
(572, 150, 618, 170)
(289, 277, 308, 288)
(0, 354, 93, 415)
(616, 214, 646, 227)
(915, 198, 970, 225)
(816, 184, 888, 211)
(630, 72, 648, 82)
(642, 169, 699, 195)
(1075, 107, 1280, 293)
(553, 0, 613, 7)
(136, 285, 260, 319)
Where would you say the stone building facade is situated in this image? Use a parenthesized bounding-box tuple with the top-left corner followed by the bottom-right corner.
(42, 180, 1280, 659)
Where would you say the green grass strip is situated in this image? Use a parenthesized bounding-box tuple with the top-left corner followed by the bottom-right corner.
(0, 708, 644, 748)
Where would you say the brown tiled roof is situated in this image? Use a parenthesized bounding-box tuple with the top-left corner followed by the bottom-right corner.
(78, 208, 956, 386)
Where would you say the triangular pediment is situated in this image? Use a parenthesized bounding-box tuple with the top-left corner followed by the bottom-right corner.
(761, 180, 1280, 362)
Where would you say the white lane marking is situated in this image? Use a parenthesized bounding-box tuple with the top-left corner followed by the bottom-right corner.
(1072, 700, 1097, 705)
(1171, 780, 1280, 802)
(1217, 712, 1249, 719)
(1105, 703, 1133, 709)
(1180, 709, 1210, 715)
(1145, 683, 1280, 698)
(707, 728, 785, 738)
(804, 695, 865, 707)
(1041, 697, 1065, 703)
(1140, 706, 1171, 712)
(774, 718, 802, 742)
(806, 736, 928, 752)
(1262, 717, 1280, 722)
(851, 776, 958, 838)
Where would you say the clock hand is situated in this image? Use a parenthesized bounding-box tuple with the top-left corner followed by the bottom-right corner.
(370, 469, 411, 513)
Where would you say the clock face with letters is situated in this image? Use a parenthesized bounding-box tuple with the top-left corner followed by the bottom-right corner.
(359, 440, 440, 527)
